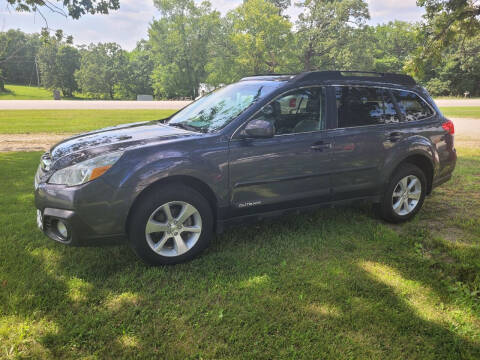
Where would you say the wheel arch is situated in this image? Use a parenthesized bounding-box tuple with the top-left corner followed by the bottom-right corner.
(125, 175, 219, 235)
(388, 152, 435, 195)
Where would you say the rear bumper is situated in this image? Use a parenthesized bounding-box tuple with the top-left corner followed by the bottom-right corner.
(432, 173, 452, 190)
(431, 138, 456, 193)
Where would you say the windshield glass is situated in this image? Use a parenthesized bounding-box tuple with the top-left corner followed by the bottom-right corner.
(167, 80, 284, 133)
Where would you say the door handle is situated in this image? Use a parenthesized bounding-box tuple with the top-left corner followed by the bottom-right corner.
(311, 142, 332, 151)
(387, 132, 403, 142)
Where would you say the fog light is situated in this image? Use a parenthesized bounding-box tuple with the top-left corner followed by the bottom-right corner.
(56, 220, 68, 238)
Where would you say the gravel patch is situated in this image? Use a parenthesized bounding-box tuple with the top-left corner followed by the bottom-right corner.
(0, 133, 70, 152)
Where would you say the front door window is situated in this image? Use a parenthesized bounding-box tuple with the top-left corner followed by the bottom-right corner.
(251, 87, 326, 135)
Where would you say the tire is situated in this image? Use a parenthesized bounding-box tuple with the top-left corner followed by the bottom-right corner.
(128, 184, 214, 265)
(379, 163, 427, 223)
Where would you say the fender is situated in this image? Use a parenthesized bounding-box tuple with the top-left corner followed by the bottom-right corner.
(380, 135, 438, 191)
(129, 146, 226, 195)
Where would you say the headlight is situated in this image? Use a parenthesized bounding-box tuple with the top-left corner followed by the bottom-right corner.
(48, 152, 123, 186)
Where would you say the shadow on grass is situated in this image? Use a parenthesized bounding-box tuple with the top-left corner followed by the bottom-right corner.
(0, 88, 13, 95)
(1, 152, 479, 359)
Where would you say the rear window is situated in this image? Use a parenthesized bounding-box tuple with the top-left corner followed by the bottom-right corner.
(392, 90, 434, 121)
(335, 86, 400, 128)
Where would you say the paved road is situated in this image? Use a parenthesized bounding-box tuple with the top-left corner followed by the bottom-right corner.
(435, 99, 480, 107)
(450, 118, 480, 138)
(1, 98, 479, 110)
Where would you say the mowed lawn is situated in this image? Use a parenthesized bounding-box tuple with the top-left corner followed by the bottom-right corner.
(0, 85, 58, 100)
(0, 110, 176, 134)
(441, 107, 480, 119)
(0, 85, 90, 100)
(0, 107, 479, 135)
(0, 149, 479, 359)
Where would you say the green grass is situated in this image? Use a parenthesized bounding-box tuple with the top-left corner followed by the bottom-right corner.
(0, 150, 479, 359)
(440, 107, 480, 119)
(0, 85, 55, 100)
(0, 84, 89, 100)
(0, 110, 176, 134)
(0, 107, 477, 135)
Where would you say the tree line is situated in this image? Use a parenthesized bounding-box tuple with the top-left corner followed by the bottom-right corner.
(1, 0, 479, 98)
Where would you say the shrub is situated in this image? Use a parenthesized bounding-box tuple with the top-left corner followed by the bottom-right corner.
(425, 78, 451, 96)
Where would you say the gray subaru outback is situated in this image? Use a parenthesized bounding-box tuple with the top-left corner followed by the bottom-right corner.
(34, 71, 457, 264)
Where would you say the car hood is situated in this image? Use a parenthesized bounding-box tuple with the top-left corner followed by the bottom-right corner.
(48, 121, 198, 168)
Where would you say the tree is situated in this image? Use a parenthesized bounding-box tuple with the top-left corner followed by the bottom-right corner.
(327, 25, 374, 71)
(418, 0, 480, 51)
(75, 43, 128, 99)
(234, 0, 292, 74)
(36, 30, 80, 97)
(149, 0, 220, 98)
(233, 0, 292, 73)
(0, 69, 5, 91)
(369, 21, 419, 73)
(406, 1, 480, 93)
(409, 0, 480, 78)
(204, 16, 239, 86)
(0, 30, 41, 85)
(413, 32, 480, 96)
(6, 0, 120, 19)
(206, 0, 292, 84)
(293, 0, 369, 71)
(267, 0, 291, 15)
(115, 40, 155, 99)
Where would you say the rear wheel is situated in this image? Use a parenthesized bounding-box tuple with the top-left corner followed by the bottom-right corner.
(128, 185, 213, 265)
(379, 164, 426, 223)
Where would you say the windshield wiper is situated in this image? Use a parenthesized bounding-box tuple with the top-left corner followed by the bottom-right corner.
(168, 122, 204, 133)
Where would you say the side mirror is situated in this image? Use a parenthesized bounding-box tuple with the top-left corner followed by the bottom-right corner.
(243, 119, 275, 139)
(261, 104, 274, 116)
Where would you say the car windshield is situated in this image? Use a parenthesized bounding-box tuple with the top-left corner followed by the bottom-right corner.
(167, 80, 284, 133)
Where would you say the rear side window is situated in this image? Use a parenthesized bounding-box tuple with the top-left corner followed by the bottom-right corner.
(392, 90, 434, 121)
(335, 86, 400, 128)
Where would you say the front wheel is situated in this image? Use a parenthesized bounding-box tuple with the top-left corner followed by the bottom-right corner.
(379, 163, 427, 223)
(128, 185, 213, 265)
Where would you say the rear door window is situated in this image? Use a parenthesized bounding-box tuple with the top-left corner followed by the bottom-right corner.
(392, 90, 434, 121)
(335, 86, 400, 128)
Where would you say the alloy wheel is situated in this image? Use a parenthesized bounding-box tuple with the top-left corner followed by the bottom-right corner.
(145, 201, 202, 257)
(391, 175, 422, 216)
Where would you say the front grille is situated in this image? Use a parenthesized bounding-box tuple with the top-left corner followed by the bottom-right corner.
(43, 216, 53, 233)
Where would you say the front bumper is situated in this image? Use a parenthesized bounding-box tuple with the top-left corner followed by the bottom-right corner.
(35, 180, 128, 246)
(36, 207, 77, 244)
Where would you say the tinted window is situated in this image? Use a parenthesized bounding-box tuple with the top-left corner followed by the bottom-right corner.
(252, 87, 326, 135)
(393, 90, 433, 121)
(336, 86, 400, 128)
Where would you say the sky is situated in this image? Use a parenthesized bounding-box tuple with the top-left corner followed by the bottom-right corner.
(0, 0, 424, 50)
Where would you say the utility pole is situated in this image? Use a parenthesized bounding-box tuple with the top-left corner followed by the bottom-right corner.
(34, 56, 40, 87)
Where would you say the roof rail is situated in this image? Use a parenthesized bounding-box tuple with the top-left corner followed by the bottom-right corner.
(240, 74, 296, 81)
(293, 71, 416, 86)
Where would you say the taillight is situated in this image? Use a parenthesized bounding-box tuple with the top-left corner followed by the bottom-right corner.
(442, 119, 455, 135)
